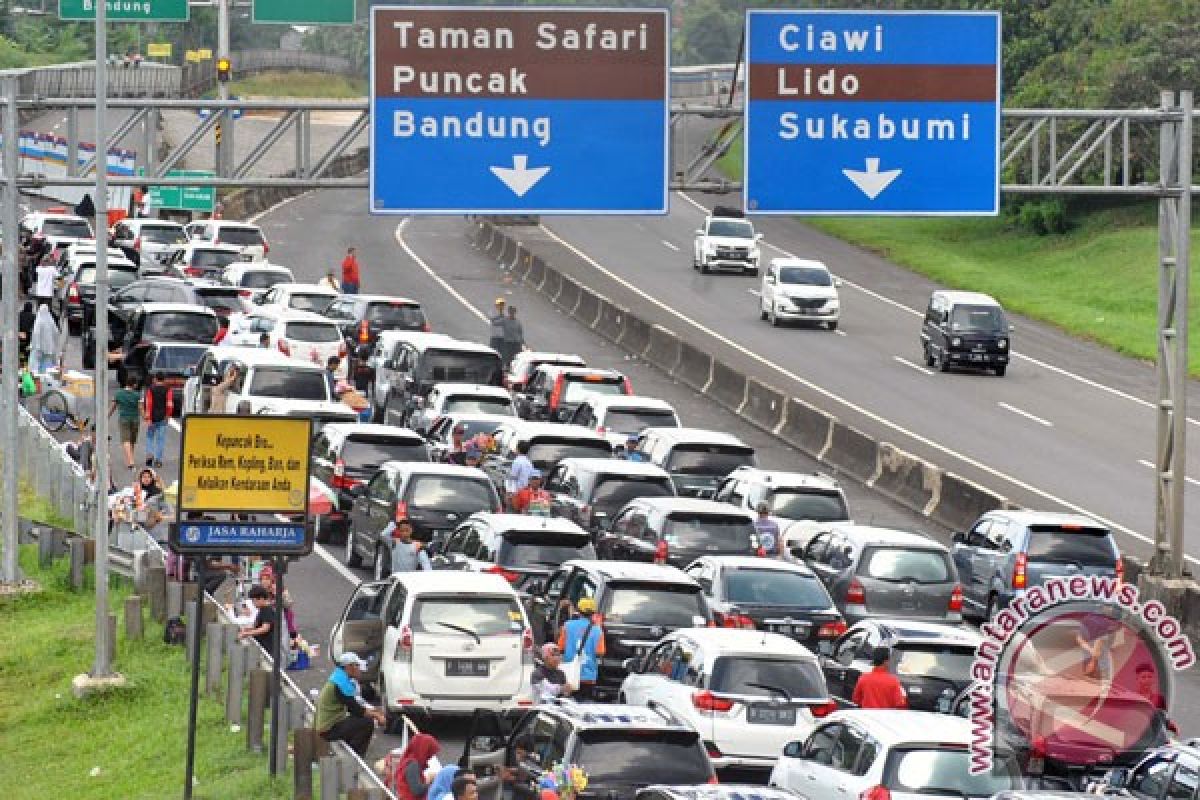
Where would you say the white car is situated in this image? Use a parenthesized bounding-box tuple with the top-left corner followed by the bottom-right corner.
(693, 211, 762, 275)
(220, 261, 295, 301)
(768, 710, 1023, 799)
(759, 258, 841, 330)
(20, 211, 94, 251)
(110, 218, 188, 271)
(567, 394, 681, 449)
(618, 628, 835, 771)
(714, 467, 851, 552)
(253, 282, 340, 316)
(185, 219, 270, 260)
(165, 242, 245, 280)
(407, 382, 516, 435)
(224, 308, 348, 378)
(329, 571, 535, 716)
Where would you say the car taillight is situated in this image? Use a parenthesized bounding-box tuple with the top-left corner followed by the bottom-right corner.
(358, 320, 370, 344)
(263, 240, 269, 254)
(396, 625, 413, 660)
(331, 459, 357, 490)
(277, 339, 290, 356)
(596, 425, 606, 436)
(67, 282, 80, 304)
(860, 786, 891, 800)
(809, 700, 839, 718)
(756, 546, 767, 557)
(522, 627, 534, 653)
(393, 501, 409, 524)
(622, 377, 633, 394)
(485, 564, 521, 584)
(704, 741, 723, 758)
(421, 321, 431, 332)
(846, 578, 866, 605)
(185, 267, 202, 277)
(1028, 735, 1047, 774)
(817, 620, 848, 639)
(715, 611, 754, 629)
(949, 584, 964, 612)
(706, 775, 719, 786)
(1013, 552, 1027, 590)
(1115, 557, 1125, 583)
(654, 539, 668, 564)
(133, 236, 141, 251)
(338, 341, 347, 358)
(548, 375, 564, 410)
(239, 289, 253, 298)
(692, 690, 734, 712)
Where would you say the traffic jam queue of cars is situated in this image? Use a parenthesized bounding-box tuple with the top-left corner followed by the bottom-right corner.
(22, 208, 1188, 800)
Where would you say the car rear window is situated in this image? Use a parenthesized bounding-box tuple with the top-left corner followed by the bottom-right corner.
(603, 409, 678, 434)
(860, 547, 952, 584)
(143, 313, 218, 342)
(498, 532, 595, 569)
(1026, 526, 1117, 565)
(150, 345, 208, 373)
(892, 645, 976, 682)
(365, 301, 426, 329)
(723, 568, 832, 608)
(139, 225, 186, 244)
(527, 438, 612, 468)
(43, 219, 92, 238)
(242, 271, 289, 289)
(423, 351, 503, 385)
(192, 250, 239, 269)
(562, 378, 626, 405)
(709, 656, 827, 699)
(884, 747, 1020, 796)
(407, 476, 496, 513)
(195, 289, 248, 315)
(285, 321, 341, 343)
(768, 489, 848, 522)
(666, 445, 754, 475)
(664, 513, 756, 550)
(79, 265, 138, 284)
(288, 294, 336, 314)
(248, 367, 328, 401)
(410, 595, 523, 637)
(444, 395, 513, 416)
(575, 731, 710, 786)
(603, 584, 707, 627)
(216, 227, 264, 246)
(589, 477, 674, 513)
(342, 436, 429, 469)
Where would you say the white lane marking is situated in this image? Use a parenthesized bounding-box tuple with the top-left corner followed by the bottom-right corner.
(747, 288, 760, 297)
(1137, 459, 1200, 488)
(998, 402, 1054, 428)
(676, 190, 1200, 427)
(394, 220, 487, 322)
(314, 543, 361, 585)
(248, 190, 313, 224)
(661, 240, 680, 252)
(893, 356, 933, 376)
(538, 223, 1190, 564)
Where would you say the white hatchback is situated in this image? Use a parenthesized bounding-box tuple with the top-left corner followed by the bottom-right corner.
(329, 571, 535, 716)
(618, 627, 836, 771)
(760, 258, 841, 330)
(225, 308, 348, 379)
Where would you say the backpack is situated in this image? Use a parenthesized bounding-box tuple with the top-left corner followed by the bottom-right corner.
(164, 616, 186, 645)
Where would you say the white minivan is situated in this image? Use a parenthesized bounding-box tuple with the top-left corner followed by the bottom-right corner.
(329, 571, 535, 717)
(224, 308, 348, 379)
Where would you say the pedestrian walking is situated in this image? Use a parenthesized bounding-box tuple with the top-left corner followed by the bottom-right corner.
(33, 257, 57, 310)
(487, 297, 506, 355)
(18, 301, 35, 363)
(558, 597, 605, 702)
(207, 364, 239, 413)
(29, 303, 60, 375)
(143, 372, 173, 468)
(315, 652, 387, 757)
(237, 585, 279, 658)
(384, 732, 441, 800)
(501, 305, 525, 366)
(341, 246, 361, 294)
(753, 502, 782, 556)
(109, 373, 142, 469)
(852, 647, 908, 709)
(505, 440, 535, 508)
(384, 518, 432, 574)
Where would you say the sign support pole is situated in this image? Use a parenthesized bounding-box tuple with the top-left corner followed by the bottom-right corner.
(0, 76, 19, 586)
(183, 560, 206, 800)
(268, 555, 286, 776)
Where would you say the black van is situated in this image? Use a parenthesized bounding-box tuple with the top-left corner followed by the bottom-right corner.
(920, 290, 1012, 376)
(380, 336, 504, 425)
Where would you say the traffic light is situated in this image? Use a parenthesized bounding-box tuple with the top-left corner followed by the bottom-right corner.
(216, 57, 232, 83)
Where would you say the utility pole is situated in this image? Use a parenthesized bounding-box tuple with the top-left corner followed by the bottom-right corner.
(216, 0, 230, 176)
(1, 75, 19, 586)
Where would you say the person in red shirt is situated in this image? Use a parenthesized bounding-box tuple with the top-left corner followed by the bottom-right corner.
(341, 246, 361, 294)
(510, 471, 552, 515)
(852, 647, 908, 709)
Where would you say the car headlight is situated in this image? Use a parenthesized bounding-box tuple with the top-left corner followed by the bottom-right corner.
(749, 247, 760, 260)
(826, 299, 839, 309)
(951, 337, 962, 347)
(998, 338, 1008, 349)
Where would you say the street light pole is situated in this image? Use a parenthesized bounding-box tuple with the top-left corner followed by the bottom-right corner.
(1, 76, 19, 586)
(216, 0, 230, 176)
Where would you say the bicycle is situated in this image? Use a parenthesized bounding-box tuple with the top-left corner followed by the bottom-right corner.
(38, 386, 84, 433)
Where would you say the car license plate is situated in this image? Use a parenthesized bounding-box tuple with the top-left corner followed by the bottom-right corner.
(747, 704, 796, 725)
(444, 659, 489, 677)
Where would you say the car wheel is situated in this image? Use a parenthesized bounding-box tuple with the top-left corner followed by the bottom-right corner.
(995, 365, 1007, 377)
(746, 267, 760, 277)
(344, 528, 362, 568)
(314, 515, 327, 545)
(923, 344, 935, 367)
(618, 693, 627, 704)
(936, 350, 951, 373)
(769, 304, 781, 328)
(373, 547, 390, 581)
(827, 321, 838, 331)
(700, 260, 710, 275)
(759, 303, 768, 321)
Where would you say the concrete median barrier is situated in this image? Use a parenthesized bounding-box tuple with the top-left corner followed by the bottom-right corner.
(742, 379, 786, 432)
(595, 300, 624, 342)
(514, 249, 535, 281)
(778, 397, 835, 458)
(872, 442, 943, 516)
(931, 472, 1006, 533)
(675, 342, 714, 393)
(619, 313, 652, 355)
(708, 359, 747, 412)
(541, 267, 564, 304)
(824, 421, 880, 484)
(555, 274, 582, 313)
(645, 325, 682, 372)
(526, 253, 548, 289)
(575, 287, 602, 330)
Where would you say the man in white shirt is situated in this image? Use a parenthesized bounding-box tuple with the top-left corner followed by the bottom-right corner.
(34, 260, 58, 309)
(505, 440, 535, 509)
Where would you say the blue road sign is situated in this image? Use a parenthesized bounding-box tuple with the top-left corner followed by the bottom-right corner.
(170, 522, 311, 556)
(745, 10, 1001, 215)
(369, 6, 669, 215)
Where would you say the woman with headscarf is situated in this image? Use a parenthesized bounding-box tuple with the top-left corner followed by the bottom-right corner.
(29, 303, 60, 375)
(386, 732, 441, 800)
(132, 467, 168, 541)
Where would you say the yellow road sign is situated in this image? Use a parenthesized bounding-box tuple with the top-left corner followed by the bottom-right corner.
(179, 415, 312, 514)
(147, 42, 172, 58)
(185, 50, 202, 63)
(197, 48, 213, 60)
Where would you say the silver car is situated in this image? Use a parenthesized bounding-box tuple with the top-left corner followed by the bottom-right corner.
(110, 219, 188, 272)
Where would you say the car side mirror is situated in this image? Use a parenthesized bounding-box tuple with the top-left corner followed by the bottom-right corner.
(951, 531, 967, 545)
(782, 741, 805, 759)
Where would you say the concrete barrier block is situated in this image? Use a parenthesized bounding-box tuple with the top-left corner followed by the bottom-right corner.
(514, 249, 534, 281)
(872, 442, 942, 516)
(674, 342, 713, 393)
(708, 359, 747, 412)
(619, 313, 652, 355)
(644, 325, 682, 372)
(931, 472, 1006, 533)
(575, 288, 602, 331)
(742, 379, 786, 432)
(778, 397, 836, 458)
(526, 254, 547, 289)
(824, 422, 880, 484)
(595, 301, 623, 343)
(555, 275, 582, 312)
(541, 268, 563, 304)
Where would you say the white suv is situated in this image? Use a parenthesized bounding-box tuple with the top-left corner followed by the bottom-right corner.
(715, 466, 851, 551)
(693, 210, 762, 275)
(618, 627, 835, 771)
(407, 382, 516, 435)
(769, 710, 1023, 799)
(225, 308, 348, 378)
(759, 258, 841, 330)
(329, 571, 535, 716)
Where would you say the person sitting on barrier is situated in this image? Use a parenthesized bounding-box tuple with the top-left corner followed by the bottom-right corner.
(238, 585, 279, 658)
(132, 467, 168, 541)
(315, 652, 387, 757)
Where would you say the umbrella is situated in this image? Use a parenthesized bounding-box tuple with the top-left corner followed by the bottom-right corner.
(308, 478, 337, 517)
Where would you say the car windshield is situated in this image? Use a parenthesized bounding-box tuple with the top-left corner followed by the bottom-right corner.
(139, 225, 186, 244)
(708, 219, 754, 239)
(892, 645, 977, 682)
(603, 584, 707, 627)
(949, 304, 1006, 333)
(248, 367, 329, 401)
(709, 656, 827, 699)
(143, 313, 218, 342)
(603, 409, 677, 434)
(779, 267, 832, 286)
(342, 437, 429, 470)
(365, 301, 427, 329)
(444, 396, 513, 416)
(284, 321, 340, 343)
(150, 345, 208, 373)
(423, 351, 502, 384)
(1027, 527, 1117, 566)
(242, 271, 289, 289)
(885, 747, 1020, 796)
(498, 532, 595, 569)
(217, 227, 264, 246)
(562, 379, 626, 405)
(286, 293, 335, 314)
(43, 219, 92, 238)
(193, 250, 239, 269)
(407, 476, 496, 513)
(666, 445, 755, 475)
(723, 568, 832, 608)
(575, 731, 710, 786)
(409, 596, 523, 637)
(861, 547, 951, 584)
(589, 477, 674, 513)
(664, 514, 755, 550)
(768, 489, 849, 522)
(527, 439, 611, 469)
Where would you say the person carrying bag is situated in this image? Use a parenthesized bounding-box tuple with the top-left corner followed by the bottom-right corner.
(557, 597, 604, 701)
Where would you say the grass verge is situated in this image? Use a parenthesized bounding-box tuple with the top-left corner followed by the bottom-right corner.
(0, 546, 294, 800)
(20, 482, 76, 531)
(229, 70, 366, 99)
(718, 136, 1200, 375)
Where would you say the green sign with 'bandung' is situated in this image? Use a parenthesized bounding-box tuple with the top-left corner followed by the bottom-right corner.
(148, 170, 216, 213)
(252, 0, 355, 25)
(59, 0, 189, 22)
